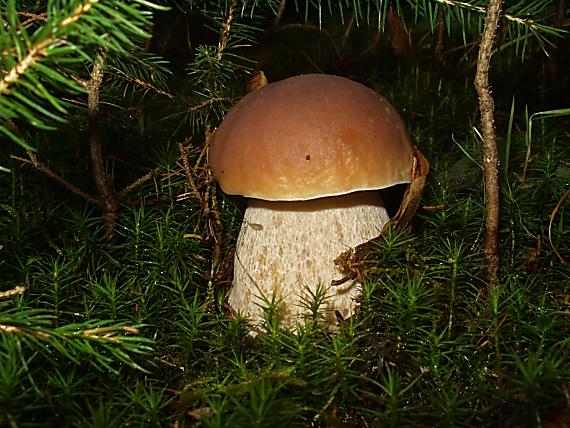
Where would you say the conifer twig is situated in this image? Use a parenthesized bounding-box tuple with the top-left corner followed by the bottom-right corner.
(217, 0, 239, 61)
(0, 308, 153, 373)
(548, 187, 569, 264)
(113, 69, 174, 99)
(433, 0, 551, 32)
(201, 133, 221, 245)
(0, 1, 98, 95)
(88, 50, 119, 242)
(341, 11, 356, 47)
(10, 151, 101, 206)
(435, 8, 445, 60)
(178, 139, 204, 205)
(117, 168, 160, 199)
(0, 286, 26, 299)
(272, 0, 287, 30)
(474, 0, 503, 288)
(188, 97, 227, 113)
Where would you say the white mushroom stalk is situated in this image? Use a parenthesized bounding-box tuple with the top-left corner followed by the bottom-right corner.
(231, 191, 390, 327)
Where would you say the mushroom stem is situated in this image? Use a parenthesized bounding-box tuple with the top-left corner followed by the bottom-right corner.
(230, 191, 390, 328)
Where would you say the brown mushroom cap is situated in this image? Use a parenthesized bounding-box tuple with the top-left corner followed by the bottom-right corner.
(209, 74, 414, 201)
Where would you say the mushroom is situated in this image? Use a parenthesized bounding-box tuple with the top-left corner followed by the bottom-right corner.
(208, 74, 414, 328)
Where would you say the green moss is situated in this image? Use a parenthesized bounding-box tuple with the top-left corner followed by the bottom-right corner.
(1, 2, 569, 426)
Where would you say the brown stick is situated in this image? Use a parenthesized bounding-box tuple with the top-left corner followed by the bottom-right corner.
(387, 5, 410, 56)
(88, 52, 109, 197)
(11, 151, 100, 206)
(217, 0, 238, 61)
(208, 168, 224, 273)
(177, 139, 204, 205)
(272, 0, 287, 30)
(474, 0, 503, 288)
(88, 51, 119, 241)
(188, 97, 227, 113)
(117, 168, 160, 200)
(341, 11, 356, 48)
(435, 7, 445, 61)
(0, 285, 27, 299)
(548, 187, 570, 264)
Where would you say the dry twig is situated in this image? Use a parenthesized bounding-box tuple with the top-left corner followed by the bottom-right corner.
(0, 286, 27, 299)
(474, 0, 504, 289)
(548, 187, 569, 264)
(10, 151, 100, 205)
(178, 139, 204, 205)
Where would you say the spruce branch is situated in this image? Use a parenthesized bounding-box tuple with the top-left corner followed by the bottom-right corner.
(0, 303, 154, 373)
(431, 0, 559, 33)
(117, 168, 161, 200)
(10, 151, 101, 205)
(182, 0, 259, 129)
(217, 0, 239, 61)
(0, 0, 167, 149)
(178, 139, 204, 205)
(84, 50, 165, 240)
(106, 49, 173, 99)
(277, 1, 564, 57)
(187, 97, 228, 112)
(88, 51, 110, 202)
(1, 0, 114, 96)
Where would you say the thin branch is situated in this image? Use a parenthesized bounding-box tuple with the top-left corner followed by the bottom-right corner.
(88, 51, 110, 200)
(10, 151, 100, 205)
(341, 11, 356, 48)
(0, 0, 100, 95)
(194, 131, 213, 175)
(433, 0, 554, 32)
(217, 0, 239, 61)
(208, 169, 223, 272)
(178, 139, 204, 205)
(0, 286, 26, 299)
(474, 0, 504, 288)
(18, 11, 47, 26)
(112, 68, 174, 99)
(88, 50, 119, 241)
(272, 0, 287, 30)
(188, 97, 227, 113)
(117, 168, 160, 200)
(548, 187, 569, 264)
(436, 7, 445, 60)
(17, 12, 47, 21)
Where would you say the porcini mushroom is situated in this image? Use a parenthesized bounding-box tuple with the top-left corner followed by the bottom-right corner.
(209, 74, 414, 328)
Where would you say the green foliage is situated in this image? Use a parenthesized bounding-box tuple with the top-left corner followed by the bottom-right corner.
(287, 0, 565, 48)
(0, 301, 153, 373)
(0, 0, 169, 150)
(0, 0, 569, 426)
(412, 0, 565, 52)
(1, 0, 564, 153)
